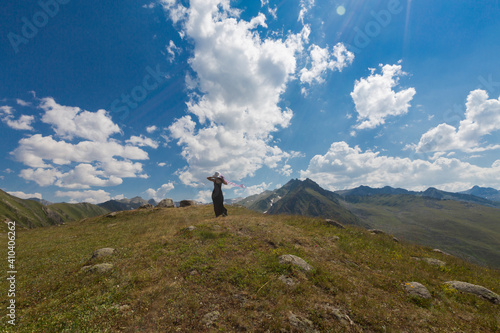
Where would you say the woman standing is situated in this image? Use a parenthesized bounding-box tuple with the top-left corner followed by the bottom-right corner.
(207, 172, 228, 217)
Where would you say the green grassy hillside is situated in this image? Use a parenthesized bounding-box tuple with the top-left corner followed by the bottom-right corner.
(0, 189, 61, 229)
(1, 205, 498, 332)
(0, 189, 110, 229)
(48, 202, 109, 221)
(342, 194, 500, 268)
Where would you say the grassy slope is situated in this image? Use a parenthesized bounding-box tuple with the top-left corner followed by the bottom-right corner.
(1, 206, 499, 332)
(48, 202, 109, 221)
(0, 190, 55, 229)
(342, 195, 500, 268)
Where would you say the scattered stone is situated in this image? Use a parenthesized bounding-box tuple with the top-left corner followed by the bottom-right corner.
(444, 281, 500, 304)
(330, 236, 340, 242)
(156, 198, 175, 208)
(323, 305, 355, 326)
(412, 257, 446, 267)
(91, 248, 116, 260)
(325, 219, 345, 229)
(393, 237, 400, 243)
(288, 312, 319, 333)
(106, 212, 118, 218)
(368, 229, 385, 235)
(202, 311, 220, 327)
(278, 275, 295, 287)
(279, 254, 314, 272)
(138, 203, 154, 209)
(180, 200, 197, 207)
(81, 263, 114, 273)
(110, 304, 131, 312)
(433, 249, 451, 256)
(403, 282, 432, 299)
(186, 226, 196, 231)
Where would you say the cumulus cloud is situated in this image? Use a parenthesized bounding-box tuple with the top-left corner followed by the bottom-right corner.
(145, 182, 175, 201)
(166, 40, 181, 62)
(164, 0, 309, 186)
(351, 63, 416, 130)
(300, 141, 500, 192)
(126, 135, 159, 149)
(0, 105, 35, 130)
(40, 97, 121, 142)
(55, 189, 111, 204)
(7, 191, 42, 200)
(300, 43, 354, 86)
(11, 98, 151, 189)
(146, 125, 158, 133)
(416, 89, 500, 153)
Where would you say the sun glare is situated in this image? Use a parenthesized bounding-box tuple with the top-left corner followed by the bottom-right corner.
(337, 5, 346, 15)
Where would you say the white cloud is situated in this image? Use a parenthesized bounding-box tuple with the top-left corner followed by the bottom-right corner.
(7, 191, 42, 200)
(55, 189, 111, 204)
(16, 99, 32, 107)
(126, 135, 159, 149)
(0, 105, 35, 130)
(299, 43, 354, 86)
(166, 40, 181, 62)
(300, 141, 500, 192)
(146, 125, 158, 133)
(351, 63, 416, 130)
(10, 97, 151, 189)
(40, 97, 121, 142)
(145, 182, 175, 201)
(416, 89, 500, 153)
(298, 0, 315, 23)
(165, 0, 309, 186)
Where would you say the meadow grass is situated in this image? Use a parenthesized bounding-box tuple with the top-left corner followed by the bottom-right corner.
(1, 205, 499, 332)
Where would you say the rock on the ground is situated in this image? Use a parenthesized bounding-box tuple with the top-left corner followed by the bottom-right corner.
(138, 203, 154, 209)
(288, 312, 319, 333)
(322, 305, 355, 326)
(368, 229, 385, 235)
(202, 311, 220, 327)
(403, 282, 432, 299)
(325, 219, 345, 229)
(156, 198, 174, 208)
(444, 281, 500, 304)
(81, 263, 114, 273)
(278, 275, 295, 287)
(412, 257, 446, 267)
(279, 254, 314, 272)
(180, 200, 197, 207)
(91, 248, 115, 260)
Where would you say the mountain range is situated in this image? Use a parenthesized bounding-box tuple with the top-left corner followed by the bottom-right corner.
(238, 179, 500, 268)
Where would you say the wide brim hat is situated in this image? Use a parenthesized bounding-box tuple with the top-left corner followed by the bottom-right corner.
(212, 171, 222, 178)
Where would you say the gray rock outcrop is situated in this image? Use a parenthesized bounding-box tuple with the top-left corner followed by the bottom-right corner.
(403, 282, 432, 299)
(444, 281, 500, 304)
(279, 254, 313, 272)
(156, 198, 174, 208)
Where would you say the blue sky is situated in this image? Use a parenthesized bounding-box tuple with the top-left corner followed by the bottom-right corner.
(1, 0, 500, 204)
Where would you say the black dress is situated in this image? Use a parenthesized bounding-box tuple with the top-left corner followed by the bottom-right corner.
(212, 181, 227, 217)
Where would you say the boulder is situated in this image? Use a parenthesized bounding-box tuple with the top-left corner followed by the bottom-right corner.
(156, 198, 174, 208)
(180, 200, 197, 207)
(138, 203, 154, 209)
(279, 254, 313, 272)
(91, 248, 116, 260)
(403, 282, 432, 299)
(325, 219, 345, 229)
(444, 281, 500, 304)
(368, 229, 385, 235)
